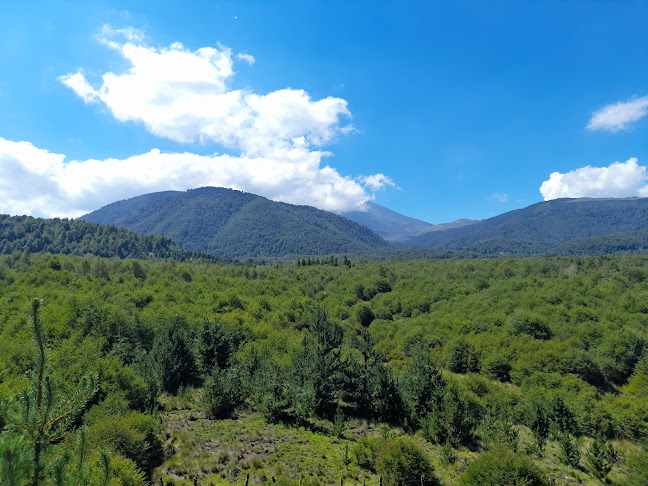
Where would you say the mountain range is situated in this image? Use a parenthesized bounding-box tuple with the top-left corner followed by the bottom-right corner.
(400, 197, 648, 255)
(2, 188, 646, 260)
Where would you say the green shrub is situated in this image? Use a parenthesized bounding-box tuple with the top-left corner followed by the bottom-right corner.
(375, 438, 436, 486)
(353, 436, 381, 471)
(459, 447, 549, 486)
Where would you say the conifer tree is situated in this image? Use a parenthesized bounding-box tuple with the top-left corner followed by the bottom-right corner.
(0, 299, 99, 486)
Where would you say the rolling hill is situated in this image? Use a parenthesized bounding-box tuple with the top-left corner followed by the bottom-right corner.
(79, 187, 389, 258)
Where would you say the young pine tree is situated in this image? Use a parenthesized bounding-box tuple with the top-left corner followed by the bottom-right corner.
(0, 299, 99, 486)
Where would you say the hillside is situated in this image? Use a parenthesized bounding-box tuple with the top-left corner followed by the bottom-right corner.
(0, 213, 203, 260)
(401, 197, 648, 255)
(80, 187, 389, 258)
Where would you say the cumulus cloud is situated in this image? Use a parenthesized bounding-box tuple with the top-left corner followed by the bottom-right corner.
(23, 26, 397, 217)
(539, 158, 648, 200)
(587, 96, 648, 132)
(60, 27, 351, 155)
(0, 137, 376, 218)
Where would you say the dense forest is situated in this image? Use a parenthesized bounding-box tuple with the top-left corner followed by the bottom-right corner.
(1, 253, 648, 485)
(0, 214, 210, 261)
(80, 188, 389, 258)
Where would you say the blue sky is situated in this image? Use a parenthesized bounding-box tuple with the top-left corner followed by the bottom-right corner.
(0, 1, 646, 223)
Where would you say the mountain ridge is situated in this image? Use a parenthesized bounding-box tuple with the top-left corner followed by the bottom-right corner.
(400, 197, 648, 255)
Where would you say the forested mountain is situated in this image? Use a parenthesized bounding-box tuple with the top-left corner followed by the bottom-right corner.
(80, 187, 389, 258)
(401, 197, 648, 255)
(0, 214, 203, 260)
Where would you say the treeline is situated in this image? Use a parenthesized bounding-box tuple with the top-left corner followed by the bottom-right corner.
(2, 254, 648, 484)
(0, 214, 213, 261)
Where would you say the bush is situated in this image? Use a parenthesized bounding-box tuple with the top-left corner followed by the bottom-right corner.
(353, 436, 381, 471)
(375, 438, 436, 486)
(459, 447, 549, 486)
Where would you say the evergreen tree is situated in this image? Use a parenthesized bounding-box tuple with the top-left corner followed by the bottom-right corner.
(401, 346, 446, 426)
(291, 306, 343, 416)
(149, 316, 198, 394)
(0, 299, 99, 486)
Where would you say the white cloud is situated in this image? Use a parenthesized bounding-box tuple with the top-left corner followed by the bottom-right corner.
(23, 27, 396, 217)
(539, 157, 648, 200)
(587, 96, 648, 132)
(358, 173, 397, 192)
(490, 192, 509, 203)
(60, 27, 351, 155)
(59, 70, 100, 103)
(236, 53, 255, 65)
(0, 137, 373, 218)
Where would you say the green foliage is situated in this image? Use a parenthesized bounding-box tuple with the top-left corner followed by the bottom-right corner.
(481, 355, 511, 382)
(0, 213, 201, 260)
(195, 318, 241, 375)
(557, 432, 581, 469)
(0, 299, 99, 486)
(526, 401, 551, 452)
(375, 437, 436, 486)
(507, 311, 553, 340)
(84, 394, 162, 475)
(586, 436, 617, 480)
(201, 367, 244, 419)
(332, 406, 346, 438)
(149, 316, 198, 394)
(444, 336, 479, 373)
(0, 435, 26, 486)
(597, 330, 645, 384)
(352, 436, 381, 471)
(401, 347, 445, 426)
(459, 447, 549, 486)
(4, 255, 648, 483)
(355, 304, 375, 327)
(421, 384, 481, 447)
(291, 307, 343, 415)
